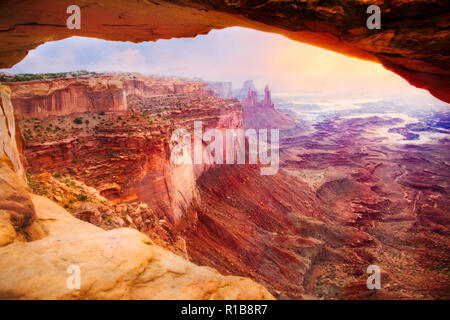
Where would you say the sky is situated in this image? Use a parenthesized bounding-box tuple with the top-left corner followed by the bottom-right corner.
(1, 27, 447, 105)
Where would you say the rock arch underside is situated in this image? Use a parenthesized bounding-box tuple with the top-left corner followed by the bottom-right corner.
(0, 0, 449, 102)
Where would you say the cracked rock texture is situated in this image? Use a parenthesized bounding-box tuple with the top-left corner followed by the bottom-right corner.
(0, 194, 274, 299)
(0, 0, 449, 102)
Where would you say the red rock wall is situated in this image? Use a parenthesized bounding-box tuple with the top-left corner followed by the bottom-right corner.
(21, 78, 244, 225)
(123, 78, 213, 98)
(7, 75, 217, 119)
(8, 78, 127, 118)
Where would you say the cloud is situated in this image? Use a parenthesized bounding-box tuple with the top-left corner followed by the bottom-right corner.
(88, 48, 147, 72)
(1, 28, 447, 106)
(3, 41, 78, 73)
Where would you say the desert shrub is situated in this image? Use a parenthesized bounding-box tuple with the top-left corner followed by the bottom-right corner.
(106, 151, 115, 158)
(77, 193, 88, 202)
(73, 117, 83, 125)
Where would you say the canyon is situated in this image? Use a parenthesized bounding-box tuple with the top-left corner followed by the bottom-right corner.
(14, 73, 242, 226)
(1, 73, 448, 299)
(0, 79, 275, 300)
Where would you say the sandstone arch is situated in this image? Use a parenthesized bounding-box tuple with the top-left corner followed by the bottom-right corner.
(0, 0, 449, 102)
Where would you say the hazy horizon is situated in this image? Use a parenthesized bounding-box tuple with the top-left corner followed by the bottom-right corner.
(1, 27, 448, 107)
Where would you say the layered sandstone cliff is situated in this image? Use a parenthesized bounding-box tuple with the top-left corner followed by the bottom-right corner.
(0, 84, 274, 300)
(17, 75, 244, 225)
(6, 74, 214, 119)
(7, 77, 126, 118)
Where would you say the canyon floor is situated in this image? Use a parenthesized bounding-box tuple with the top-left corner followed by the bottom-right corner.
(4, 74, 449, 299)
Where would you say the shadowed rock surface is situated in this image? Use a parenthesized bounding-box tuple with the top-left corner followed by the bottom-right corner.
(0, 0, 449, 102)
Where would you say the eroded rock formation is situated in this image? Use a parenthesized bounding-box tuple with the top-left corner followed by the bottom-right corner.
(182, 115, 450, 299)
(236, 80, 258, 100)
(4, 74, 449, 299)
(16, 74, 244, 225)
(7, 78, 127, 119)
(0, 84, 274, 300)
(0, 84, 34, 244)
(0, 0, 449, 102)
(0, 193, 274, 300)
(7, 73, 212, 119)
(241, 85, 295, 129)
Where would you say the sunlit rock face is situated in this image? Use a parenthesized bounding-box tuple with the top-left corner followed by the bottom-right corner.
(0, 85, 34, 241)
(14, 73, 244, 225)
(123, 76, 213, 98)
(5, 74, 212, 119)
(0, 84, 274, 301)
(0, 193, 275, 300)
(7, 78, 127, 118)
(0, 0, 448, 102)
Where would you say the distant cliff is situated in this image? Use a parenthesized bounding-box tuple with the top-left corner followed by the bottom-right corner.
(6, 74, 213, 119)
(208, 81, 233, 99)
(7, 77, 127, 118)
(236, 80, 258, 100)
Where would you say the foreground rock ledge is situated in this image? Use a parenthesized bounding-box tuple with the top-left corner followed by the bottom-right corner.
(0, 0, 449, 102)
(0, 194, 274, 300)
